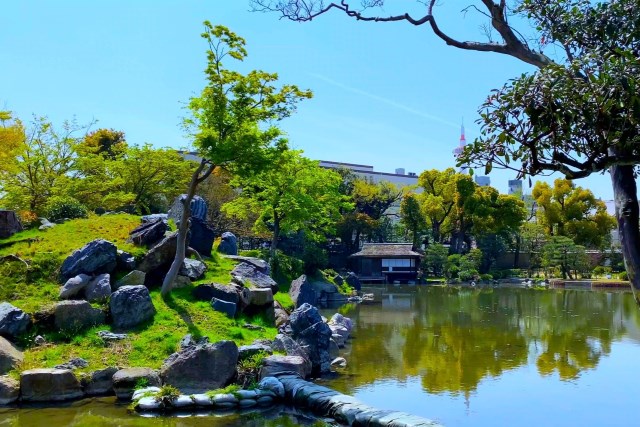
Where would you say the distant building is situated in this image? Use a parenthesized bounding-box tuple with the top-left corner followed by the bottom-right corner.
(349, 243, 422, 284)
(475, 175, 491, 187)
(453, 121, 469, 173)
(508, 179, 523, 195)
(318, 161, 419, 188)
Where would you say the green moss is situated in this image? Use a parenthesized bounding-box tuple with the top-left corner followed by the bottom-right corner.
(205, 384, 241, 399)
(274, 292, 294, 311)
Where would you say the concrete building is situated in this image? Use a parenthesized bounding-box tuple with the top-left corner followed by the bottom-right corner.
(318, 161, 419, 188)
(508, 179, 523, 195)
(474, 175, 491, 187)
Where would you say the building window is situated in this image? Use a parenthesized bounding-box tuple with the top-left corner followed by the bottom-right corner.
(381, 258, 415, 271)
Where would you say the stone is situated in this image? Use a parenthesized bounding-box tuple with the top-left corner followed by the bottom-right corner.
(225, 256, 270, 275)
(329, 313, 353, 333)
(231, 262, 278, 294)
(211, 298, 237, 318)
(85, 273, 111, 303)
(192, 393, 213, 406)
(239, 398, 257, 407)
(20, 368, 83, 402)
(114, 270, 146, 290)
(59, 274, 92, 299)
(160, 340, 238, 394)
(217, 232, 238, 256)
(345, 272, 361, 292)
(38, 218, 55, 230)
(193, 283, 240, 305)
(331, 357, 347, 369)
(137, 231, 185, 274)
(329, 338, 340, 359)
(137, 396, 162, 410)
(169, 194, 208, 225)
(259, 355, 310, 379)
(128, 218, 168, 247)
(0, 375, 19, 404)
(0, 210, 23, 238)
(0, 336, 23, 374)
(172, 394, 195, 407)
(270, 334, 312, 375)
(289, 303, 324, 336)
(211, 393, 238, 406)
(54, 357, 89, 370)
(258, 376, 285, 399)
(110, 286, 156, 330)
(60, 239, 117, 282)
(179, 258, 207, 280)
(189, 217, 215, 258)
(332, 333, 345, 348)
(238, 344, 273, 360)
(289, 274, 317, 308)
(132, 386, 161, 400)
(81, 367, 118, 396)
(116, 250, 136, 271)
(247, 287, 274, 307)
(34, 335, 46, 346)
(112, 367, 161, 400)
(329, 324, 350, 342)
(179, 334, 209, 350)
(289, 303, 333, 375)
(0, 302, 30, 340)
(98, 331, 127, 341)
(54, 300, 105, 332)
(257, 395, 275, 406)
(274, 301, 289, 328)
(334, 274, 344, 287)
(141, 213, 168, 223)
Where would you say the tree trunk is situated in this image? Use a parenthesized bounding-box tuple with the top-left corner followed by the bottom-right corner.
(610, 164, 640, 304)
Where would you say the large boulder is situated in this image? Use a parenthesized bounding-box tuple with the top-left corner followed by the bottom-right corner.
(289, 275, 317, 308)
(168, 194, 208, 226)
(20, 369, 84, 402)
(54, 300, 105, 332)
(289, 303, 324, 336)
(81, 367, 119, 396)
(116, 250, 136, 271)
(137, 232, 187, 275)
(274, 301, 289, 328)
(0, 302, 30, 339)
(59, 274, 91, 299)
(112, 368, 161, 400)
(0, 210, 22, 239)
(217, 232, 238, 256)
(189, 217, 215, 258)
(289, 303, 333, 375)
(85, 273, 112, 303)
(193, 283, 241, 305)
(225, 256, 270, 275)
(110, 286, 155, 330)
(114, 270, 146, 290)
(0, 336, 23, 374)
(211, 298, 237, 318)
(345, 272, 362, 292)
(180, 259, 207, 280)
(0, 375, 19, 404)
(60, 239, 117, 282)
(259, 355, 310, 380)
(231, 262, 278, 294)
(248, 288, 274, 307)
(128, 218, 168, 247)
(160, 340, 238, 394)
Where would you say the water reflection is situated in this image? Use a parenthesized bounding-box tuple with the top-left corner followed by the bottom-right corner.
(325, 287, 640, 397)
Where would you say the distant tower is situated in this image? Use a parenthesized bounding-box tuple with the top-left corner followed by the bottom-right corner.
(453, 119, 469, 173)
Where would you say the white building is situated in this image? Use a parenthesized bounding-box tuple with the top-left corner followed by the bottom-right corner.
(475, 175, 491, 187)
(508, 179, 523, 195)
(318, 161, 419, 188)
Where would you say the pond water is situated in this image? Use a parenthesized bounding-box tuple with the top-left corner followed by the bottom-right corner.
(320, 285, 640, 427)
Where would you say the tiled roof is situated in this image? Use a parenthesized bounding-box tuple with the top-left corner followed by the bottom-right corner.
(350, 243, 422, 258)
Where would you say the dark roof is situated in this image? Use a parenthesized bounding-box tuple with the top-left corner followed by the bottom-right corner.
(350, 243, 422, 258)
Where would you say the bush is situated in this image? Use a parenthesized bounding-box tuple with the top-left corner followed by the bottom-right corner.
(44, 196, 88, 222)
(619, 271, 628, 280)
(480, 273, 493, 282)
(459, 269, 479, 282)
(17, 210, 39, 229)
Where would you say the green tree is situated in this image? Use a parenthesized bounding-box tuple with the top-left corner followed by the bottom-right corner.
(0, 111, 24, 180)
(223, 150, 348, 257)
(520, 221, 547, 277)
(417, 168, 461, 244)
(542, 236, 589, 280)
(79, 128, 127, 159)
(423, 243, 448, 277)
(161, 22, 312, 295)
(400, 192, 426, 250)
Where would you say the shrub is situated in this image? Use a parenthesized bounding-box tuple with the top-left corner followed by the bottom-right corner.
(480, 273, 493, 282)
(459, 269, 479, 282)
(154, 385, 180, 405)
(17, 210, 38, 229)
(619, 271, 628, 280)
(44, 196, 88, 222)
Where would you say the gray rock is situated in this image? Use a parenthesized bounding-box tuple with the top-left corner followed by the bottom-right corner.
(238, 344, 272, 360)
(257, 395, 275, 406)
(192, 393, 213, 406)
(290, 304, 333, 375)
(225, 256, 270, 275)
(258, 376, 285, 399)
(54, 357, 88, 370)
(97, 331, 127, 341)
(132, 386, 161, 400)
(189, 217, 215, 258)
(289, 303, 323, 336)
(128, 218, 168, 247)
(110, 285, 155, 330)
(332, 333, 346, 348)
(0, 302, 30, 339)
(160, 340, 238, 394)
(179, 334, 209, 349)
(329, 324, 350, 341)
(217, 232, 238, 255)
(85, 273, 111, 303)
(137, 232, 185, 274)
(59, 274, 91, 299)
(248, 288, 274, 307)
(0, 210, 23, 239)
(137, 396, 162, 410)
(114, 270, 146, 290)
(331, 357, 347, 368)
(60, 239, 117, 282)
(289, 275, 317, 308)
(0, 336, 23, 374)
(329, 338, 340, 359)
(38, 218, 55, 230)
(231, 262, 278, 294)
(211, 298, 237, 318)
(274, 301, 289, 329)
(54, 300, 105, 332)
(116, 250, 136, 271)
(141, 213, 168, 223)
(0, 375, 19, 404)
(81, 367, 118, 396)
(179, 259, 207, 280)
(345, 272, 361, 291)
(112, 367, 161, 400)
(174, 275, 192, 289)
(329, 313, 353, 333)
(169, 194, 208, 225)
(193, 283, 240, 304)
(210, 393, 238, 406)
(20, 368, 83, 402)
(259, 355, 310, 379)
(270, 334, 312, 374)
(334, 274, 344, 287)
(239, 398, 257, 407)
(34, 335, 46, 346)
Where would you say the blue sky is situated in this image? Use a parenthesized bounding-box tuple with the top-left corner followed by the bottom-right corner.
(0, 0, 614, 199)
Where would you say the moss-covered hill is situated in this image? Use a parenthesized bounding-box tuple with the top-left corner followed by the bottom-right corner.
(0, 214, 277, 376)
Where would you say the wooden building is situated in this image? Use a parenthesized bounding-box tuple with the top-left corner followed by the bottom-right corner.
(349, 243, 422, 284)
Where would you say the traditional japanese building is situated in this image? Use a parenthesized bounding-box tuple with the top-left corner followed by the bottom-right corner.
(349, 243, 422, 284)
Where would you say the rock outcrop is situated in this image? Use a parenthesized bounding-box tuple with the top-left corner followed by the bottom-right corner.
(289, 303, 333, 375)
(0, 375, 19, 404)
(110, 285, 155, 330)
(60, 239, 117, 282)
(0, 210, 23, 239)
(20, 369, 84, 402)
(289, 275, 316, 308)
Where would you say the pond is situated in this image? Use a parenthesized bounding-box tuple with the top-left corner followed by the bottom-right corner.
(320, 285, 640, 426)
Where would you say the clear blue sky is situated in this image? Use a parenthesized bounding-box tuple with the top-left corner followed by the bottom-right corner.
(0, 0, 613, 199)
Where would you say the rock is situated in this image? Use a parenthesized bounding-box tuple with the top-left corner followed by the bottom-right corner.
(247, 288, 274, 307)
(38, 218, 55, 230)
(160, 340, 238, 394)
(238, 344, 272, 360)
(331, 333, 346, 348)
(334, 274, 344, 287)
(59, 274, 92, 299)
(289, 303, 323, 335)
(329, 324, 350, 342)
(20, 369, 83, 402)
(116, 250, 136, 271)
(271, 334, 312, 374)
(128, 218, 168, 247)
(137, 232, 185, 274)
(0, 375, 19, 404)
(193, 283, 240, 305)
(132, 386, 161, 400)
(329, 338, 340, 358)
(239, 398, 257, 407)
(178, 334, 209, 350)
(329, 313, 353, 334)
(258, 376, 285, 399)
(289, 304, 333, 375)
(192, 393, 213, 406)
(141, 213, 168, 223)
(289, 275, 317, 308)
(54, 357, 89, 370)
(0, 302, 30, 339)
(114, 270, 146, 290)
(345, 272, 361, 292)
(98, 331, 127, 341)
(81, 367, 118, 396)
(168, 194, 208, 226)
(112, 368, 161, 400)
(274, 301, 289, 329)
(211, 298, 237, 318)
(0, 210, 23, 238)
(225, 256, 270, 275)
(257, 395, 275, 406)
(189, 217, 215, 258)
(34, 335, 46, 346)
(110, 286, 156, 330)
(85, 273, 112, 303)
(217, 232, 238, 255)
(331, 357, 347, 369)
(173, 394, 195, 407)
(231, 262, 278, 294)
(0, 336, 23, 374)
(180, 259, 207, 280)
(259, 355, 310, 380)
(60, 239, 117, 282)
(54, 300, 105, 332)
(137, 396, 162, 410)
